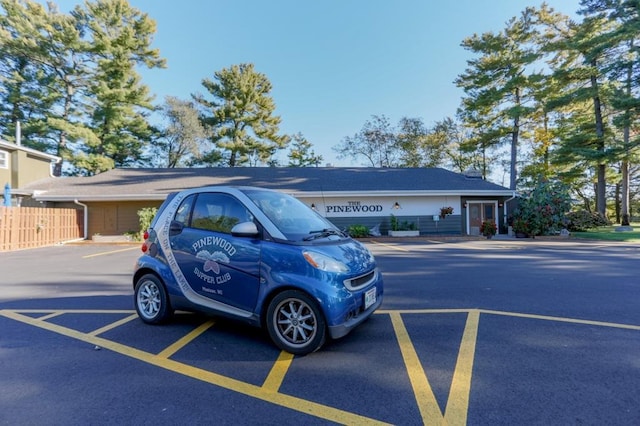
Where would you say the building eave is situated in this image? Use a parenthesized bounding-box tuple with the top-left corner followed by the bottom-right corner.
(295, 190, 516, 198)
(32, 193, 169, 202)
(0, 140, 62, 162)
(33, 189, 516, 203)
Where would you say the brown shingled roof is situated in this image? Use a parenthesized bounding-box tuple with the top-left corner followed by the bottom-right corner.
(23, 167, 513, 201)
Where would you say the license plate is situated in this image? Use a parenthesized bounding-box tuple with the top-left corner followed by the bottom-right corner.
(364, 287, 377, 309)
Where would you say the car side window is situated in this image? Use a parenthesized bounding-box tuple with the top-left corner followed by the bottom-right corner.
(189, 193, 252, 234)
(174, 194, 195, 225)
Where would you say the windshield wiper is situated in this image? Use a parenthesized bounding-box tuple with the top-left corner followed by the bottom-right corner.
(303, 228, 345, 241)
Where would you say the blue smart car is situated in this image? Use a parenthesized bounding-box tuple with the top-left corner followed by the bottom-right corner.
(133, 186, 383, 355)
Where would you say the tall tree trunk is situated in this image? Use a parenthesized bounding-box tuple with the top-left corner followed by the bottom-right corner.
(621, 157, 630, 226)
(510, 87, 520, 190)
(590, 64, 607, 219)
(614, 181, 621, 223)
(620, 45, 632, 227)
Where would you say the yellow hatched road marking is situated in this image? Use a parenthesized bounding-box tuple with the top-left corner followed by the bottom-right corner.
(262, 351, 294, 393)
(482, 309, 640, 331)
(3, 307, 638, 424)
(0, 310, 391, 426)
(37, 311, 65, 321)
(157, 319, 215, 358)
(89, 313, 139, 336)
(389, 311, 445, 424)
(444, 310, 480, 425)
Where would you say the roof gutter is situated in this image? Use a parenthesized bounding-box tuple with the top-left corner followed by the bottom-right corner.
(34, 193, 169, 202)
(74, 199, 88, 240)
(294, 190, 516, 198)
(503, 190, 518, 229)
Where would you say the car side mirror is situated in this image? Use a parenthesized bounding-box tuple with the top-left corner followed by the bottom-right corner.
(231, 221, 259, 237)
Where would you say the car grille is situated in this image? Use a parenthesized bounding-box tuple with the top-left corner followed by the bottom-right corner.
(344, 269, 377, 291)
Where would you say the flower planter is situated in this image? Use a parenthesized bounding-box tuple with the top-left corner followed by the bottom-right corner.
(388, 230, 420, 237)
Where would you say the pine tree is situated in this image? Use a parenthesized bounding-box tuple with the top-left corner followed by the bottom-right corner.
(579, 0, 640, 225)
(545, 8, 618, 218)
(0, 0, 62, 151)
(456, 6, 549, 190)
(70, 0, 165, 175)
(194, 63, 289, 167)
(287, 132, 323, 167)
(0, 0, 164, 176)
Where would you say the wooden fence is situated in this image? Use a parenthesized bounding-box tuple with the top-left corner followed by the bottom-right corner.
(0, 207, 84, 251)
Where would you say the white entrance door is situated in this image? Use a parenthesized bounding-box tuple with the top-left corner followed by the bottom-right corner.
(467, 202, 497, 236)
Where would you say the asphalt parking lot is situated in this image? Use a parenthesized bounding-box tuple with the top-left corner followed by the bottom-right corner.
(1, 238, 639, 425)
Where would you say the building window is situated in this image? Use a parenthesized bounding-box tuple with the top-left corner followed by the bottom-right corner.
(0, 150, 8, 169)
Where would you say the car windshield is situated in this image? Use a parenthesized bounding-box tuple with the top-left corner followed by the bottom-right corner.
(242, 189, 344, 242)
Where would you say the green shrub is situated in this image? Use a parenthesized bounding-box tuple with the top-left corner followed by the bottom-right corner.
(566, 210, 611, 232)
(511, 178, 572, 237)
(138, 207, 158, 236)
(390, 214, 416, 231)
(347, 224, 370, 238)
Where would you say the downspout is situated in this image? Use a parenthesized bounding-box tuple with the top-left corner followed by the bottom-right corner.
(74, 199, 88, 240)
(503, 191, 517, 235)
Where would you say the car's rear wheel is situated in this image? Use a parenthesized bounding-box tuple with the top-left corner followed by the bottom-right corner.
(134, 274, 172, 324)
(266, 290, 326, 355)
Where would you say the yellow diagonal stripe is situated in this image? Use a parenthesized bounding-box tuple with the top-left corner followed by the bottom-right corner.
(262, 350, 294, 393)
(389, 311, 444, 424)
(89, 314, 139, 336)
(157, 319, 215, 358)
(445, 309, 480, 425)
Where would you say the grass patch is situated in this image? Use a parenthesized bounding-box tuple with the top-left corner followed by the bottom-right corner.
(571, 223, 640, 242)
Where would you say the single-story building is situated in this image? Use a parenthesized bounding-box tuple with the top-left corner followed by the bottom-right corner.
(20, 167, 516, 238)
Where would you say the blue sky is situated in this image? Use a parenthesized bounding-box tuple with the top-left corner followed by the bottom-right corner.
(50, 0, 581, 167)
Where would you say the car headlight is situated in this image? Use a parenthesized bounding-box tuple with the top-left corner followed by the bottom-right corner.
(303, 251, 349, 273)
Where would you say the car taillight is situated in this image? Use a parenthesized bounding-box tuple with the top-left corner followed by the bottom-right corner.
(141, 230, 150, 253)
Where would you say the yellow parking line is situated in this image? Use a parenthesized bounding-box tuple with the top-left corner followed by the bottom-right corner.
(377, 308, 471, 315)
(6, 307, 637, 424)
(444, 310, 479, 426)
(82, 246, 140, 258)
(481, 309, 640, 331)
(389, 312, 444, 424)
(38, 311, 64, 321)
(369, 241, 410, 252)
(11, 309, 135, 314)
(261, 351, 294, 393)
(157, 320, 216, 359)
(0, 310, 390, 425)
(89, 313, 139, 336)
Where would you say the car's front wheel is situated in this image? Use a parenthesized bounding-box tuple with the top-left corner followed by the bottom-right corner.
(266, 290, 326, 355)
(134, 274, 172, 324)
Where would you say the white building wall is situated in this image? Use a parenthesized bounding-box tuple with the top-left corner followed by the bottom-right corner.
(299, 195, 462, 219)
